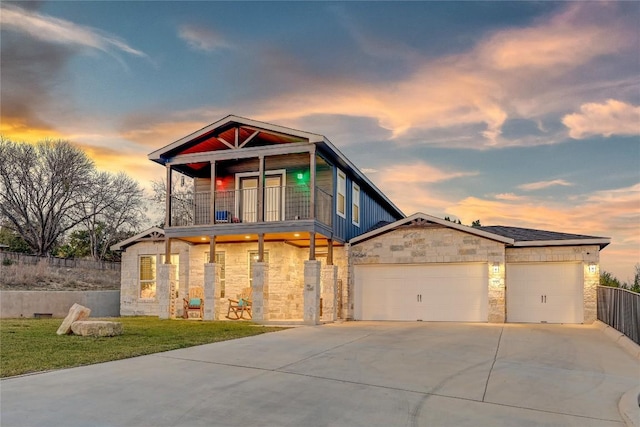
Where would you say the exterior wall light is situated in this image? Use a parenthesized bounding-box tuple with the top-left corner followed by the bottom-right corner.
(492, 264, 500, 274)
(589, 264, 597, 274)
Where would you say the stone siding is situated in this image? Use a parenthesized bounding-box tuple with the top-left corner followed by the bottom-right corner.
(349, 226, 506, 322)
(506, 245, 600, 323)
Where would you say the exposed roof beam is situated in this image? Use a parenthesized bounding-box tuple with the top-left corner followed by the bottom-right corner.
(239, 130, 260, 148)
(165, 141, 315, 166)
(216, 137, 235, 150)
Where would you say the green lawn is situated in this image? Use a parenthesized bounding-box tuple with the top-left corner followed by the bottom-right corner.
(0, 317, 284, 378)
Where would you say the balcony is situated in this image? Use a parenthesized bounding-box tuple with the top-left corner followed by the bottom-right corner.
(169, 185, 332, 228)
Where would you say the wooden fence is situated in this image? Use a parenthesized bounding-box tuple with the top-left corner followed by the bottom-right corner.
(0, 251, 120, 271)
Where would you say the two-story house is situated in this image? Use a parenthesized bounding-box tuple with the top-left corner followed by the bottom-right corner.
(114, 115, 610, 325)
(113, 115, 404, 323)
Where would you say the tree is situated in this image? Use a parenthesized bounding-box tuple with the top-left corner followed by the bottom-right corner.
(77, 172, 146, 260)
(444, 216, 462, 224)
(600, 271, 621, 288)
(0, 138, 145, 258)
(471, 219, 482, 227)
(150, 174, 194, 227)
(0, 225, 31, 253)
(0, 138, 95, 255)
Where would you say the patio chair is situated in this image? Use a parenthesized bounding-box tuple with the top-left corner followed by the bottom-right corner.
(226, 287, 252, 320)
(183, 287, 204, 319)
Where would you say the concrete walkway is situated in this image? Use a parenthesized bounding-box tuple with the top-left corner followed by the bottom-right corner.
(1, 322, 638, 426)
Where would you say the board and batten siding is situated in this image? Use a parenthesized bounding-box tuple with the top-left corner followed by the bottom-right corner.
(333, 170, 400, 242)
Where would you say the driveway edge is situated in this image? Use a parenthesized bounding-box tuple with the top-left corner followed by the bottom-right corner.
(594, 321, 640, 361)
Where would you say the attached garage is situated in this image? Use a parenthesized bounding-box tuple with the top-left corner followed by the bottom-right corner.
(354, 263, 488, 321)
(506, 262, 584, 323)
(348, 213, 610, 324)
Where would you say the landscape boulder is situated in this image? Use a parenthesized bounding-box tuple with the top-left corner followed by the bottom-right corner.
(56, 303, 91, 335)
(71, 321, 123, 337)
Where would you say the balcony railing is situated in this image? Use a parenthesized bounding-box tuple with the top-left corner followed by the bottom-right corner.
(170, 185, 332, 228)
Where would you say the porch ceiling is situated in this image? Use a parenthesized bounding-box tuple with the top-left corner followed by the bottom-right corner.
(177, 232, 340, 248)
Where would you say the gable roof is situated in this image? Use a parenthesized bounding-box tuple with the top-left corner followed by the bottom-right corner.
(148, 114, 404, 220)
(350, 212, 611, 249)
(110, 227, 165, 251)
(350, 213, 515, 245)
(479, 226, 610, 249)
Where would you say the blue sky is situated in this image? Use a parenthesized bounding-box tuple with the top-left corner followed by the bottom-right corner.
(1, 1, 638, 280)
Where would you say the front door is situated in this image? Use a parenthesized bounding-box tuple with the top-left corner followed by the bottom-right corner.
(264, 175, 282, 221)
(240, 177, 258, 222)
(239, 174, 283, 222)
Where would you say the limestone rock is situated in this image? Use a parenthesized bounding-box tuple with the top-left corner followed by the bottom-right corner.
(56, 303, 91, 335)
(71, 321, 123, 337)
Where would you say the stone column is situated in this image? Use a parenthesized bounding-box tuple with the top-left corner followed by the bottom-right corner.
(583, 248, 600, 324)
(320, 265, 338, 322)
(252, 262, 269, 321)
(304, 260, 321, 325)
(203, 263, 217, 320)
(157, 263, 176, 320)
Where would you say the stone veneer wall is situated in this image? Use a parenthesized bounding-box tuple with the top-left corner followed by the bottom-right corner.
(120, 240, 190, 316)
(121, 240, 349, 321)
(505, 245, 600, 323)
(348, 225, 506, 322)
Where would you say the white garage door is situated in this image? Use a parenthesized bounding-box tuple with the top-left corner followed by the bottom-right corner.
(507, 263, 583, 324)
(354, 263, 488, 322)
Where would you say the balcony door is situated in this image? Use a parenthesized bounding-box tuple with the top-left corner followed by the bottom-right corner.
(236, 170, 285, 223)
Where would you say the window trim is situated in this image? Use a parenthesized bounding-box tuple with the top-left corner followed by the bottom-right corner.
(337, 169, 346, 218)
(352, 182, 360, 227)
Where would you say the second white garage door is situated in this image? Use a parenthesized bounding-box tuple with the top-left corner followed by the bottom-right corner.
(354, 263, 488, 322)
(507, 262, 584, 324)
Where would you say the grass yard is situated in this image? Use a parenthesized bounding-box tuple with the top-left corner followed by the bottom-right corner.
(0, 317, 284, 378)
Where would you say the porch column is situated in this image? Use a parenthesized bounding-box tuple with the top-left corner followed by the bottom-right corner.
(208, 235, 216, 264)
(327, 239, 333, 265)
(258, 155, 265, 222)
(164, 237, 171, 264)
(309, 233, 316, 261)
(210, 160, 216, 225)
(304, 260, 321, 325)
(157, 263, 176, 320)
(321, 264, 338, 322)
(252, 262, 269, 321)
(309, 147, 316, 220)
(203, 262, 216, 320)
(258, 233, 264, 262)
(165, 164, 172, 227)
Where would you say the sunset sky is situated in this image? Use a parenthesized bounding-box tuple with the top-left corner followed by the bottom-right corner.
(1, 1, 638, 281)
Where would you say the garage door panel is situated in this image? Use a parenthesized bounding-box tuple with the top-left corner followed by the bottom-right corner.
(355, 264, 488, 322)
(507, 263, 583, 324)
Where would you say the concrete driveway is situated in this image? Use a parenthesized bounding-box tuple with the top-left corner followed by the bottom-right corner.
(1, 322, 638, 427)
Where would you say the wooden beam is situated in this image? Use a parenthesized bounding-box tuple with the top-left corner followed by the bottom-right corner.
(239, 129, 259, 148)
(258, 155, 264, 223)
(234, 127, 239, 148)
(310, 146, 316, 220)
(216, 137, 235, 150)
(210, 160, 216, 225)
(164, 142, 314, 165)
(209, 236, 216, 263)
(327, 239, 333, 265)
(164, 238, 172, 263)
(258, 233, 264, 262)
(165, 165, 172, 227)
(309, 233, 316, 261)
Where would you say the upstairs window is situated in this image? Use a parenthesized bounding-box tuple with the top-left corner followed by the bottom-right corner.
(337, 169, 346, 218)
(352, 183, 360, 227)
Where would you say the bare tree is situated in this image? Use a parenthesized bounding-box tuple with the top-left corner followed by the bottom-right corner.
(0, 138, 146, 258)
(77, 172, 146, 260)
(0, 138, 95, 255)
(150, 174, 194, 227)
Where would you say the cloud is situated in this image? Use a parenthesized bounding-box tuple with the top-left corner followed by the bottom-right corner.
(178, 24, 230, 52)
(0, 3, 146, 58)
(562, 99, 640, 139)
(518, 179, 573, 191)
(494, 193, 527, 201)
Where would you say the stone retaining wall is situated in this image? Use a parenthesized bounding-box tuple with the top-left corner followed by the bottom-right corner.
(0, 290, 120, 318)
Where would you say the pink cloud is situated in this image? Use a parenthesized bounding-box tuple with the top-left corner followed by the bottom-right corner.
(562, 99, 640, 139)
(518, 179, 573, 191)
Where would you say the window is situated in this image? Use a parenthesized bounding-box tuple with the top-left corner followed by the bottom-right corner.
(139, 255, 156, 299)
(248, 251, 269, 287)
(352, 183, 360, 227)
(337, 169, 346, 218)
(205, 252, 226, 298)
(160, 254, 179, 296)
